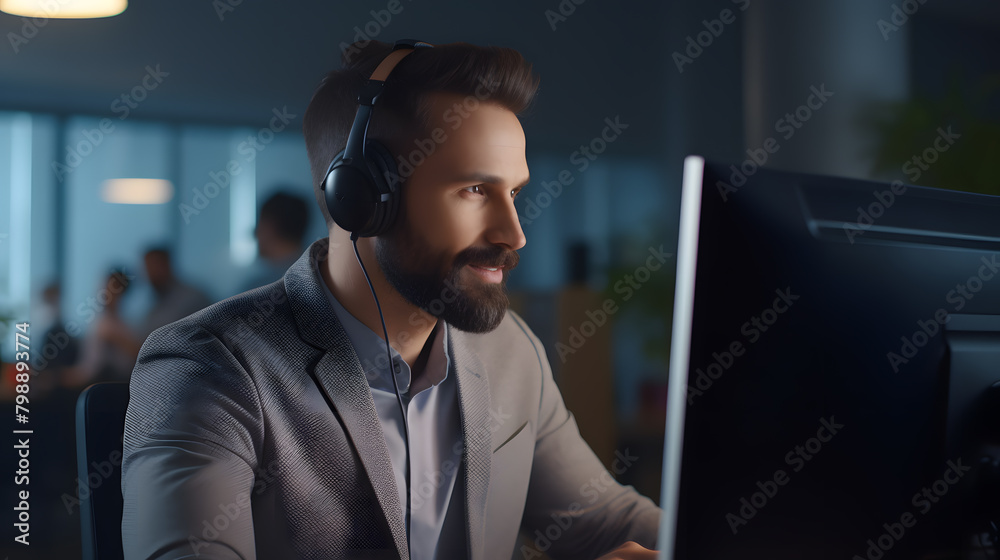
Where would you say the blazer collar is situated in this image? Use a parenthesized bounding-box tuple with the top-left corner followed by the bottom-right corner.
(284, 238, 495, 560)
(285, 239, 407, 557)
(284, 238, 346, 352)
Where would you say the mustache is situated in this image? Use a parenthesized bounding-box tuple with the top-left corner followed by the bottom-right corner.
(454, 246, 520, 271)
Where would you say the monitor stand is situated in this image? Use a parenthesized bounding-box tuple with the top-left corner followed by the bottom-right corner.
(945, 314, 1000, 552)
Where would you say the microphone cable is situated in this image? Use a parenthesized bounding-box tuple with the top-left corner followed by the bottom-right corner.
(350, 232, 412, 545)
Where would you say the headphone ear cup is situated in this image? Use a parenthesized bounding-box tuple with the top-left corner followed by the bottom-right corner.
(359, 139, 402, 237)
(323, 149, 379, 235)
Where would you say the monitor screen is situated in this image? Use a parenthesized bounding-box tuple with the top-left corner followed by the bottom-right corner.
(659, 156, 1000, 559)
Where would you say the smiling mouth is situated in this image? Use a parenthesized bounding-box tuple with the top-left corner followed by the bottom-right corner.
(467, 264, 506, 283)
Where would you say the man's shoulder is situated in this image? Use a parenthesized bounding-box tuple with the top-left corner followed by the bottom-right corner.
(448, 308, 547, 376)
(144, 279, 294, 352)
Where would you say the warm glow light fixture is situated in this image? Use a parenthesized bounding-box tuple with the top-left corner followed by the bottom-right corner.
(0, 0, 126, 18)
(102, 178, 173, 204)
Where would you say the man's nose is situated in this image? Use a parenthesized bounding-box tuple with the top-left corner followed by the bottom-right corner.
(485, 196, 526, 251)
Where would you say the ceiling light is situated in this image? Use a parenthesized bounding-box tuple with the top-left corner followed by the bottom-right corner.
(0, 0, 126, 19)
(102, 178, 173, 204)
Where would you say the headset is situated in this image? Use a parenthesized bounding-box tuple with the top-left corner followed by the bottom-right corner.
(319, 39, 435, 547)
(321, 38, 434, 239)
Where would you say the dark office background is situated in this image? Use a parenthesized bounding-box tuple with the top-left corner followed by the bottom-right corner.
(0, 0, 998, 557)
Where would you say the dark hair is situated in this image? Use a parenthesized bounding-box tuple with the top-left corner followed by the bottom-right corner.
(302, 40, 540, 229)
(258, 190, 310, 243)
(106, 267, 131, 292)
(143, 246, 171, 261)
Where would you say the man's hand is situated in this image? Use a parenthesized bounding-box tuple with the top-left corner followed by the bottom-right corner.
(593, 541, 658, 559)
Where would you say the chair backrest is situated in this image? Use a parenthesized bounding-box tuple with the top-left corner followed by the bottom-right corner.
(75, 382, 129, 560)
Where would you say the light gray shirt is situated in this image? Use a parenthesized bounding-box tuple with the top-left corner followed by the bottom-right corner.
(317, 259, 464, 559)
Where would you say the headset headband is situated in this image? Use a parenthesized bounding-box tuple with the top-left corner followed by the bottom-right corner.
(321, 39, 434, 238)
(342, 40, 434, 165)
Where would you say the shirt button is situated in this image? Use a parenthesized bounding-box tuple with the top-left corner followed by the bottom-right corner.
(393, 362, 401, 374)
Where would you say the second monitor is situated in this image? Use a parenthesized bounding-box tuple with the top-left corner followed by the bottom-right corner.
(659, 156, 1000, 559)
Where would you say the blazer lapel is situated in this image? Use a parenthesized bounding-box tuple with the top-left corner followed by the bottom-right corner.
(449, 332, 492, 560)
(285, 238, 497, 559)
(285, 239, 408, 559)
(313, 351, 408, 558)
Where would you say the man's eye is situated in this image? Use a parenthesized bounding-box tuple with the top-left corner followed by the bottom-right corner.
(464, 185, 483, 195)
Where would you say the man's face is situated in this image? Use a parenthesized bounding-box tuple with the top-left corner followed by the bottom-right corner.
(144, 253, 171, 294)
(376, 92, 529, 333)
(254, 219, 279, 260)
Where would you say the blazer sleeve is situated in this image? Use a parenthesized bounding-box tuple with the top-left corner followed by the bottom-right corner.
(519, 328, 662, 559)
(121, 322, 264, 560)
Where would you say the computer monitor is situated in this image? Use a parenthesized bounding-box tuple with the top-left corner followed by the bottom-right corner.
(658, 156, 1000, 559)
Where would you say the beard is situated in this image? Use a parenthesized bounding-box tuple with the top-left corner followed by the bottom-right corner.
(375, 222, 519, 333)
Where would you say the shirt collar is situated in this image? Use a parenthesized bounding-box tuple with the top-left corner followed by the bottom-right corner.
(315, 256, 451, 397)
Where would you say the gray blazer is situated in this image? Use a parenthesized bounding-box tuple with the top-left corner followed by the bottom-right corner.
(121, 238, 661, 559)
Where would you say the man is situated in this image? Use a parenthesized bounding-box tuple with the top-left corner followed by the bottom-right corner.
(137, 246, 212, 340)
(122, 40, 661, 560)
(70, 269, 137, 385)
(240, 190, 312, 293)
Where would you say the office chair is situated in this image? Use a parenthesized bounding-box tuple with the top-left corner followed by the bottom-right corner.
(75, 382, 129, 560)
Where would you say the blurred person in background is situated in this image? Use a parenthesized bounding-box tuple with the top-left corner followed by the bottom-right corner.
(241, 190, 312, 292)
(66, 248, 212, 386)
(34, 281, 80, 391)
(138, 246, 212, 340)
(66, 268, 138, 385)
